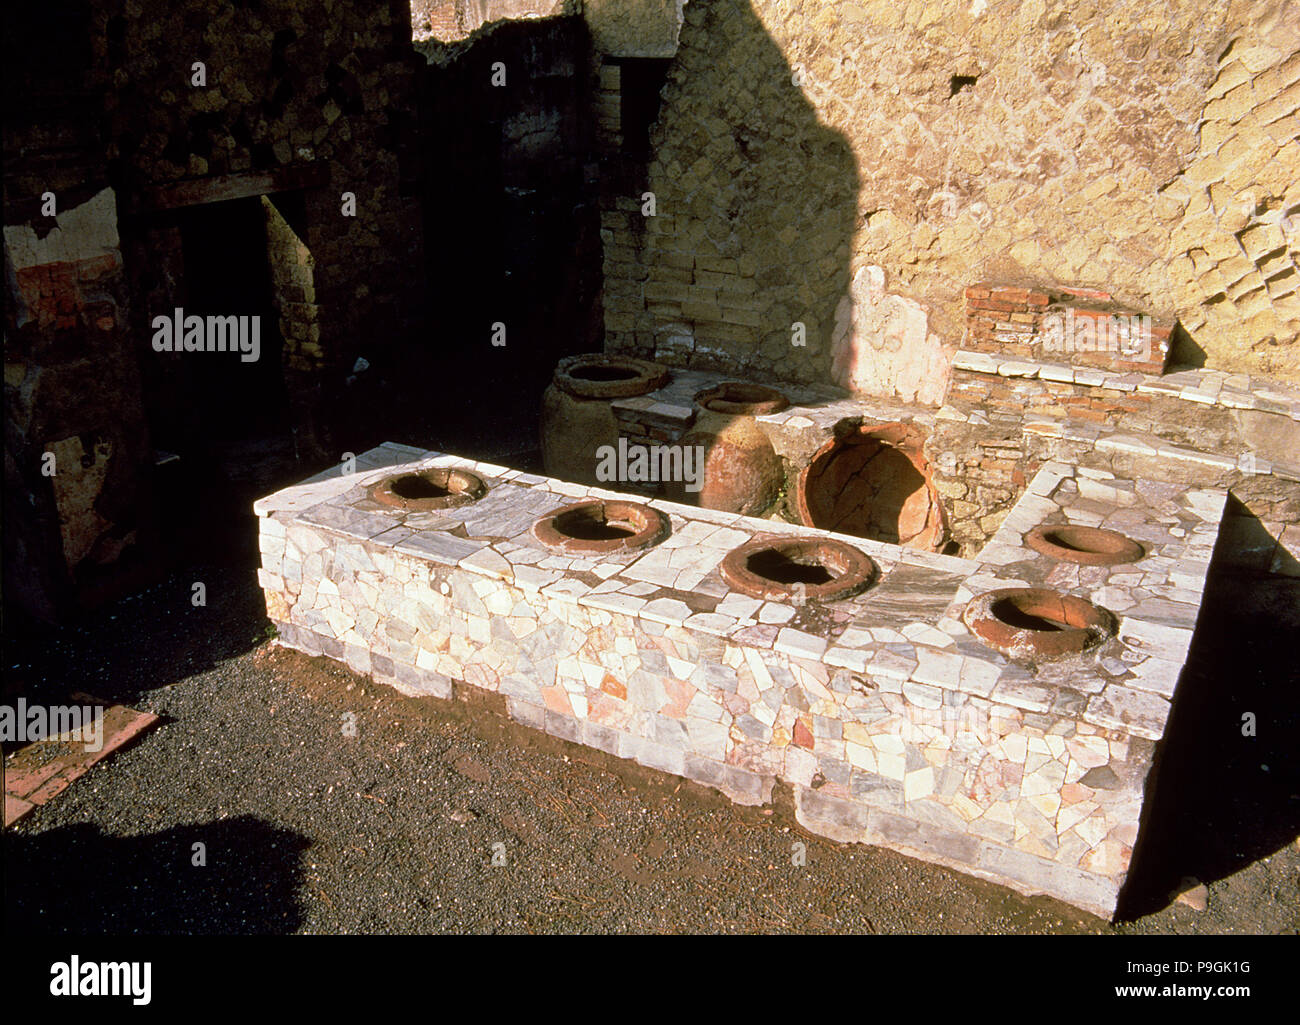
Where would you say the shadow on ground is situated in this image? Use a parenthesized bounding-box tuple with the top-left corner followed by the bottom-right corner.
(3, 815, 309, 934)
(1117, 504, 1300, 919)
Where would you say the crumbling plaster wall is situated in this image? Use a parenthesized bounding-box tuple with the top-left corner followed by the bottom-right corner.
(584, 0, 685, 58)
(4, 187, 152, 620)
(4, 4, 152, 621)
(602, 0, 1300, 398)
(411, 0, 571, 42)
(4, 0, 430, 621)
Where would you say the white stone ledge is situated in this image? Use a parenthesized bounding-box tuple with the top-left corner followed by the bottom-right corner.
(951, 350, 1300, 423)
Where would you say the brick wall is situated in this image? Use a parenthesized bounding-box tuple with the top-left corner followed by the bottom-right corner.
(411, 1, 464, 41)
(963, 284, 1173, 376)
(1158, 31, 1300, 377)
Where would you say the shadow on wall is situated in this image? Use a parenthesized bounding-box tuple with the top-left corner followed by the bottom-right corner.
(612, 0, 860, 388)
(3, 816, 309, 934)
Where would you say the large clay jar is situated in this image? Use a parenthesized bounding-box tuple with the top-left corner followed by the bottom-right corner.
(796, 421, 947, 550)
(540, 354, 669, 486)
(671, 382, 788, 516)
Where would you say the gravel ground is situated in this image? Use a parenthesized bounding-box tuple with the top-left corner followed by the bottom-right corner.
(4, 444, 1298, 935)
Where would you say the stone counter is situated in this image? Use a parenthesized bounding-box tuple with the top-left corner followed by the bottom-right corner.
(255, 442, 1227, 917)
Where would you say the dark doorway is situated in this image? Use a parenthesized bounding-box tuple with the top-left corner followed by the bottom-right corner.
(173, 194, 289, 447)
(413, 15, 602, 466)
(614, 58, 672, 159)
(131, 193, 298, 566)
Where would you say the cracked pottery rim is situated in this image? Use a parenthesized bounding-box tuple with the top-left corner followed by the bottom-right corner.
(368, 467, 488, 512)
(962, 586, 1117, 661)
(719, 534, 877, 603)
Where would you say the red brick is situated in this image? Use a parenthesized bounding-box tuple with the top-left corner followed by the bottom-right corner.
(1057, 286, 1113, 302)
(76, 253, 121, 282)
(1067, 307, 1114, 321)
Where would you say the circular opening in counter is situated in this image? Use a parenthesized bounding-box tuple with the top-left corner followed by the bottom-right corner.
(553, 354, 670, 399)
(369, 467, 487, 512)
(719, 535, 877, 603)
(962, 587, 1116, 661)
(532, 500, 671, 554)
(570, 365, 640, 382)
(693, 381, 790, 416)
(1025, 524, 1145, 566)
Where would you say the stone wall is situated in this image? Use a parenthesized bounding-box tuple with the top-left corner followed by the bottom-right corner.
(584, 0, 684, 58)
(929, 358, 1300, 552)
(263, 196, 321, 371)
(411, 0, 570, 43)
(104, 0, 426, 454)
(601, 0, 1300, 397)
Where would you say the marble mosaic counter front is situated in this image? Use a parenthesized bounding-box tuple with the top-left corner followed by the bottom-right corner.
(255, 442, 1227, 917)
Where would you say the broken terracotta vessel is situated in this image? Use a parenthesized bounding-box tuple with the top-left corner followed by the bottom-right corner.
(797, 421, 946, 550)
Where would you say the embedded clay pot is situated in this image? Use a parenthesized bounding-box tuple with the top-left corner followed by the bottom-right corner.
(1025, 524, 1145, 566)
(531, 499, 671, 555)
(797, 422, 946, 550)
(553, 354, 670, 400)
(720, 534, 877, 604)
(677, 413, 784, 516)
(540, 354, 670, 486)
(694, 381, 790, 416)
(368, 467, 487, 512)
(962, 587, 1116, 662)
